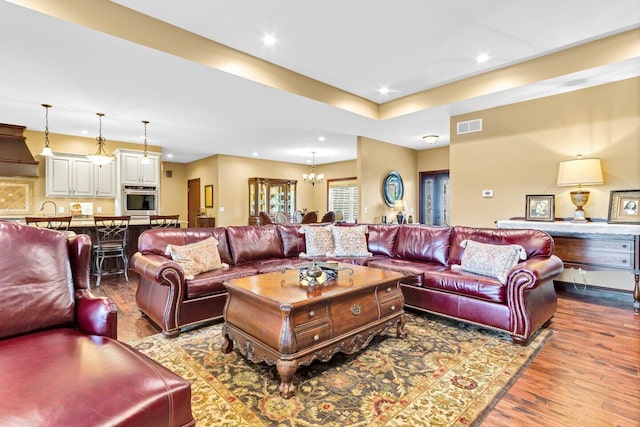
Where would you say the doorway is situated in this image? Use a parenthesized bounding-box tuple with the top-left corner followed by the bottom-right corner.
(187, 178, 201, 228)
(419, 171, 450, 226)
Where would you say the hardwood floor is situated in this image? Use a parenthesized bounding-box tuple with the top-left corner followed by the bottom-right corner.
(94, 273, 640, 426)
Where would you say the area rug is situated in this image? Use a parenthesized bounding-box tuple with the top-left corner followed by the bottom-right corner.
(130, 312, 551, 426)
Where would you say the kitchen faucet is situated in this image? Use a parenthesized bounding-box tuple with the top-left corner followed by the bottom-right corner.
(39, 200, 57, 216)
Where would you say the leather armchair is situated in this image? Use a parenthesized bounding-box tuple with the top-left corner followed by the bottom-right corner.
(0, 221, 194, 427)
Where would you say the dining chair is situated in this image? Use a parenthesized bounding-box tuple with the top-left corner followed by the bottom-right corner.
(93, 215, 131, 287)
(320, 211, 336, 223)
(293, 210, 304, 223)
(149, 214, 180, 228)
(259, 211, 273, 225)
(274, 212, 288, 224)
(300, 211, 318, 224)
(334, 210, 344, 222)
(25, 216, 72, 231)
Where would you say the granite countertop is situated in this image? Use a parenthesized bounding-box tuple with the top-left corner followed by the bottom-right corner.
(1, 216, 157, 227)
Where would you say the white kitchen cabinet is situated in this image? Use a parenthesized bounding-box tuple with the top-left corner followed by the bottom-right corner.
(119, 151, 159, 186)
(95, 161, 117, 197)
(46, 154, 116, 198)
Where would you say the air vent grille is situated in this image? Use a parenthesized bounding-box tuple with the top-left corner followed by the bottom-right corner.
(457, 118, 483, 135)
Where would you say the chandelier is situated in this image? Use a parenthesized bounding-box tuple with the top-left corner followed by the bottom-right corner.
(87, 113, 114, 166)
(303, 151, 324, 186)
(39, 103, 54, 157)
(141, 120, 151, 165)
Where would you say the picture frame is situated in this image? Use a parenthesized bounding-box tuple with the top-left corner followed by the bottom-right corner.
(525, 194, 555, 221)
(204, 184, 214, 208)
(382, 171, 404, 207)
(608, 189, 640, 224)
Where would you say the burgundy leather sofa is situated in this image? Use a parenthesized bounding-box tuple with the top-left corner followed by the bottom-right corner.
(0, 221, 195, 427)
(131, 223, 563, 345)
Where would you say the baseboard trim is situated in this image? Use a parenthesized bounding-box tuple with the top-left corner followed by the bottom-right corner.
(554, 280, 633, 304)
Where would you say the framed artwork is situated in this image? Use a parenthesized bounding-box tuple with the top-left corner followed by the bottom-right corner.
(608, 189, 640, 224)
(382, 171, 404, 207)
(204, 184, 214, 208)
(525, 194, 555, 221)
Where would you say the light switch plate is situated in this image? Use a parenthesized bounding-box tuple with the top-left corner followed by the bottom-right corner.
(482, 189, 493, 198)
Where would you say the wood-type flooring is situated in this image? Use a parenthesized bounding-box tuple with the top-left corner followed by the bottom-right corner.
(93, 273, 640, 427)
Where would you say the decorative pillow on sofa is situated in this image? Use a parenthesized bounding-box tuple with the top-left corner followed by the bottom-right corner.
(331, 225, 372, 257)
(299, 225, 334, 257)
(165, 236, 229, 279)
(452, 239, 526, 284)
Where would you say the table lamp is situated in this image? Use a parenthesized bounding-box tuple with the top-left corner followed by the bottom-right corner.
(556, 155, 603, 222)
(393, 200, 407, 224)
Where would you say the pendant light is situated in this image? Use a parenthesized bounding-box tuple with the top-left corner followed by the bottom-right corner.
(39, 104, 54, 157)
(87, 113, 113, 166)
(141, 120, 151, 165)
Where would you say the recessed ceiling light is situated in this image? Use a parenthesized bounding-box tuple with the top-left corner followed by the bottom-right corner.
(318, 136, 325, 142)
(252, 152, 259, 156)
(166, 153, 173, 158)
(80, 130, 88, 135)
(377, 86, 390, 95)
(262, 33, 277, 47)
(476, 53, 490, 64)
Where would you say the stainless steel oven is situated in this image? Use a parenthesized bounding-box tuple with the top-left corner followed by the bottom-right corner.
(122, 185, 158, 216)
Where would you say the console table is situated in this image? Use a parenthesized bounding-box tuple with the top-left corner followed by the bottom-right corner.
(496, 220, 640, 313)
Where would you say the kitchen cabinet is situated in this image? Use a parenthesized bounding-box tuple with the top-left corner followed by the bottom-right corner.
(117, 150, 160, 186)
(46, 154, 116, 197)
(248, 177, 296, 225)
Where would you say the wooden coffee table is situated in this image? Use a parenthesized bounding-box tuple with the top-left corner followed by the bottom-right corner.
(221, 263, 406, 398)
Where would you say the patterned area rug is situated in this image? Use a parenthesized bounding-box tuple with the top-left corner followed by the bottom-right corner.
(131, 312, 551, 426)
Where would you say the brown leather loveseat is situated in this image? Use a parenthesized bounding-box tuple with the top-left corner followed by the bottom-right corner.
(131, 223, 563, 345)
(0, 221, 195, 427)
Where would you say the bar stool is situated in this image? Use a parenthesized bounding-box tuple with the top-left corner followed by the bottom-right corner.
(25, 216, 72, 231)
(149, 214, 180, 228)
(93, 215, 130, 287)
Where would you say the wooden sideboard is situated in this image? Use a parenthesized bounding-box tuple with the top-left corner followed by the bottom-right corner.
(496, 220, 640, 313)
(196, 217, 216, 227)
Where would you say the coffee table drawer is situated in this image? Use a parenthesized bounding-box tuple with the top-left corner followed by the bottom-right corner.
(293, 302, 329, 326)
(296, 322, 331, 348)
(380, 296, 403, 318)
(330, 291, 378, 336)
(377, 283, 401, 301)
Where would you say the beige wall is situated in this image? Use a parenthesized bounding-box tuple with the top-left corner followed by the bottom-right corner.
(307, 160, 357, 214)
(160, 162, 187, 221)
(417, 146, 450, 172)
(357, 136, 417, 224)
(450, 77, 640, 228)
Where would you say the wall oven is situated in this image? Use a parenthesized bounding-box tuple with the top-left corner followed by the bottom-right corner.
(122, 185, 158, 216)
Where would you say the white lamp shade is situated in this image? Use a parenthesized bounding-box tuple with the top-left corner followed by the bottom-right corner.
(393, 200, 407, 211)
(557, 158, 603, 186)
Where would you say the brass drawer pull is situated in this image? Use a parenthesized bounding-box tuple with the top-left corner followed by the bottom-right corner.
(386, 287, 392, 293)
(350, 304, 361, 316)
(390, 305, 396, 311)
(309, 310, 315, 317)
(313, 334, 320, 341)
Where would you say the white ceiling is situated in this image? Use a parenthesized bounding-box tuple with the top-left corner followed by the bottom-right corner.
(0, 0, 638, 164)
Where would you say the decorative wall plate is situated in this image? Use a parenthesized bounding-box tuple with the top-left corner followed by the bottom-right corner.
(382, 171, 404, 207)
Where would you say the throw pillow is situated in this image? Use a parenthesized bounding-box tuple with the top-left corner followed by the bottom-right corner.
(299, 225, 334, 258)
(452, 239, 526, 284)
(165, 237, 228, 279)
(331, 225, 372, 257)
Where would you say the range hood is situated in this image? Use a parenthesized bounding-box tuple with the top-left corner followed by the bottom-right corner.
(0, 123, 38, 177)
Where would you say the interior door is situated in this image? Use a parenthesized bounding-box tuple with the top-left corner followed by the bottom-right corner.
(187, 178, 201, 228)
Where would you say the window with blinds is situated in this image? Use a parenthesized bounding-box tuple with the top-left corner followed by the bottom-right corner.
(328, 178, 357, 223)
